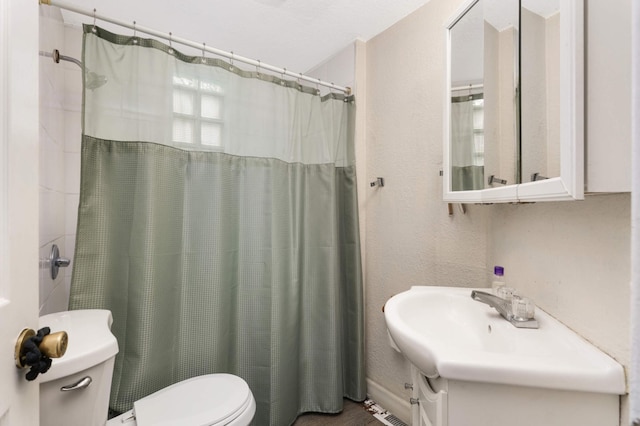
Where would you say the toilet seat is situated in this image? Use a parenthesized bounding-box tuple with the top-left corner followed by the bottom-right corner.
(109, 374, 255, 426)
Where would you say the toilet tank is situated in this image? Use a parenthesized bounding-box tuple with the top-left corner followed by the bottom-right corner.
(39, 310, 119, 426)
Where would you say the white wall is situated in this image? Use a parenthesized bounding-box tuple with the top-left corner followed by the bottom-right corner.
(38, 8, 82, 315)
(489, 194, 630, 423)
(364, 0, 490, 421)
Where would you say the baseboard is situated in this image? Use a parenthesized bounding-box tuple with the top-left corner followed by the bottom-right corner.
(366, 378, 411, 425)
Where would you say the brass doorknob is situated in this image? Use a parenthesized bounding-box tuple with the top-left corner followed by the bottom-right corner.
(40, 331, 68, 358)
(15, 328, 68, 368)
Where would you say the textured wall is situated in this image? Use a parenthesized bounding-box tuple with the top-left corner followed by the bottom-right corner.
(364, 0, 489, 419)
(488, 194, 630, 425)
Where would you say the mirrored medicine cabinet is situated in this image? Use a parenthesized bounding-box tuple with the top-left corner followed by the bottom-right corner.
(443, 0, 584, 203)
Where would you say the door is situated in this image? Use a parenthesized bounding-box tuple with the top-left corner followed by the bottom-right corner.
(0, 0, 40, 424)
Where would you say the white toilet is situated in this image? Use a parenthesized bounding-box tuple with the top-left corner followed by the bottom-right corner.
(38, 310, 256, 426)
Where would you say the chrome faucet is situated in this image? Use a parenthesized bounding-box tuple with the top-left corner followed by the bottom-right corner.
(471, 290, 539, 329)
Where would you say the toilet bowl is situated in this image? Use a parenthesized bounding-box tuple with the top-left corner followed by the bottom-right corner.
(39, 310, 256, 426)
(107, 374, 256, 426)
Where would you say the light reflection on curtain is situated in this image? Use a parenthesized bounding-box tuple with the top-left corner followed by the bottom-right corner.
(69, 25, 365, 426)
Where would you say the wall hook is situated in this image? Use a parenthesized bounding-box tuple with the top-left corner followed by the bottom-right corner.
(370, 177, 385, 188)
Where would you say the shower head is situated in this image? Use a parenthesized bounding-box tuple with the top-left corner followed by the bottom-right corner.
(40, 49, 108, 91)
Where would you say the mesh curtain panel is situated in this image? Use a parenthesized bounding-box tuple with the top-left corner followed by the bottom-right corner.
(69, 25, 365, 425)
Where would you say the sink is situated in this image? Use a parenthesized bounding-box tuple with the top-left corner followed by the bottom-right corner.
(384, 286, 625, 395)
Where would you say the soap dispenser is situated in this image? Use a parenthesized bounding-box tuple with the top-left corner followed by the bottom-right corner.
(491, 266, 505, 295)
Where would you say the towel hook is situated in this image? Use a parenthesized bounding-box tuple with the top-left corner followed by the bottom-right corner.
(370, 177, 385, 188)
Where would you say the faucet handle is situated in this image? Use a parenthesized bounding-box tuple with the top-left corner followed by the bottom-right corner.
(511, 295, 535, 321)
(496, 286, 515, 301)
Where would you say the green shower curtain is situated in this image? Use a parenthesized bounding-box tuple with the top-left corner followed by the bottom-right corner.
(450, 94, 485, 191)
(69, 26, 365, 425)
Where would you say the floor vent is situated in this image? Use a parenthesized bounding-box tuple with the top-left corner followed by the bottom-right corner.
(364, 399, 409, 426)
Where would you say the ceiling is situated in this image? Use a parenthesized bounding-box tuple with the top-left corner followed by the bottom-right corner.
(58, 0, 433, 73)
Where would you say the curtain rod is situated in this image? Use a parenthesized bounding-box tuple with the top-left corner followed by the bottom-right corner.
(39, 0, 352, 95)
(451, 83, 483, 92)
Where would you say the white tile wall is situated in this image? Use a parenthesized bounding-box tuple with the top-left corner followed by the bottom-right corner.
(63, 25, 83, 310)
(38, 7, 83, 315)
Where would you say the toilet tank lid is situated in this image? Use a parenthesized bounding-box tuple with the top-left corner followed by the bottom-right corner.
(38, 309, 119, 383)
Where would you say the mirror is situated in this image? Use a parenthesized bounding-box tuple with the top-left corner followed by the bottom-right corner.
(443, 0, 584, 203)
(448, 0, 519, 193)
(520, 0, 560, 183)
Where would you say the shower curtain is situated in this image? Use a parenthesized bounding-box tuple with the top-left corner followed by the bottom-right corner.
(450, 94, 484, 191)
(69, 25, 365, 425)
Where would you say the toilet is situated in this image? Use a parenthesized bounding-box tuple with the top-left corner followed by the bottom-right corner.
(38, 310, 256, 426)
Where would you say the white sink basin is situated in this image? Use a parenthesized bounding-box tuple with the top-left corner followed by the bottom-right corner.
(384, 286, 625, 394)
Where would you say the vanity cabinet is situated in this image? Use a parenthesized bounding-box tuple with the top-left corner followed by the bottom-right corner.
(410, 366, 619, 426)
(444, 0, 585, 203)
(385, 288, 624, 426)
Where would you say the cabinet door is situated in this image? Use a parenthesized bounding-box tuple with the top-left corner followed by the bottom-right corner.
(584, 0, 631, 192)
(412, 366, 448, 426)
(444, 0, 585, 202)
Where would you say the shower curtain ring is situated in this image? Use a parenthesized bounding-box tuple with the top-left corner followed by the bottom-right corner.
(201, 42, 206, 63)
(316, 79, 321, 96)
(280, 68, 287, 86)
(132, 21, 138, 44)
(298, 73, 303, 90)
(91, 8, 97, 33)
(229, 51, 235, 71)
(256, 60, 261, 78)
(168, 32, 174, 55)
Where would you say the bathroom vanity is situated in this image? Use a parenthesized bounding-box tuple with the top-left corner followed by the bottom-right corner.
(409, 367, 620, 426)
(384, 287, 625, 426)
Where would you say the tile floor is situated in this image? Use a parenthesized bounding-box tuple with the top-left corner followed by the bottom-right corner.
(292, 399, 384, 425)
